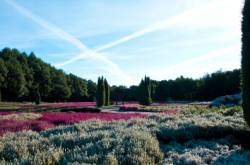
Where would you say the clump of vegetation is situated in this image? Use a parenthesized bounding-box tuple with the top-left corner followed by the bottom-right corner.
(0, 131, 64, 165)
(96, 77, 110, 107)
(0, 113, 41, 121)
(104, 79, 110, 106)
(139, 76, 152, 106)
(242, 0, 250, 127)
(0, 106, 248, 164)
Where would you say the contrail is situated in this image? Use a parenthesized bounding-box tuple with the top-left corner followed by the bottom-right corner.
(148, 44, 241, 77)
(5, 0, 135, 85)
(55, 0, 232, 67)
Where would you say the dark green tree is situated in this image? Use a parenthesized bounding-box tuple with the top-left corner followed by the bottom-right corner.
(87, 80, 97, 101)
(50, 70, 71, 101)
(28, 53, 52, 101)
(96, 77, 105, 107)
(104, 79, 110, 105)
(0, 59, 7, 101)
(67, 74, 88, 101)
(139, 76, 152, 105)
(4, 59, 27, 100)
(110, 85, 127, 104)
(242, 0, 250, 127)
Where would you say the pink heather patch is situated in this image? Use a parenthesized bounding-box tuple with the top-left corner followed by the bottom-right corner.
(0, 112, 16, 116)
(0, 120, 31, 135)
(40, 112, 146, 125)
(0, 112, 146, 135)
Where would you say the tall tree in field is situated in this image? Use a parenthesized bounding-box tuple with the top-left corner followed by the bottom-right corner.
(0, 59, 7, 101)
(242, 0, 250, 127)
(96, 77, 106, 107)
(87, 80, 97, 101)
(104, 79, 110, 105)
(96, 77, 101, 106)
(139, 76, 152, 106)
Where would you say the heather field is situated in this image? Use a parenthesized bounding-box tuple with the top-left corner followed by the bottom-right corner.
(0, 103, 249, 165)
(0, 0, 247, 164)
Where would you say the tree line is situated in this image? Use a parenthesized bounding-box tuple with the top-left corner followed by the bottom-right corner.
(0, 48, 96, 102)
(111, 69, 240, 103)
(0, 48, 241, 103)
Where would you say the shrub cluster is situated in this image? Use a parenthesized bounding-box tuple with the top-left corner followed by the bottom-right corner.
(96, 77, 110, 107)
(0, 107, 248, 164)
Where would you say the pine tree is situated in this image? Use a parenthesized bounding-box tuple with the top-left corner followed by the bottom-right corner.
(104, 79, 110, 106)
(242, 0, 250, 127)
(0, 59, 7, 101)
(145, 76, 152, 105)
(96, 77, 101, 107)
(96, 76, 106, 107)
(101, 77, 106, 106)
(5, 59, 27, 100)
(139, 76, 152, 105)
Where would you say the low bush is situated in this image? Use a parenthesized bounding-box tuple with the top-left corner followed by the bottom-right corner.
(59, 107, 101, 112)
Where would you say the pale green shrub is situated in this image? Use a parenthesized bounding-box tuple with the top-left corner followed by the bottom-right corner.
(0, 131, 63, 165)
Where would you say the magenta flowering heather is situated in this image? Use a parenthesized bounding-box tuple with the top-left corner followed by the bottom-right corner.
(40, 112, 146, 124)
(0, 112, 16, 116)
(0, 120, 31, 135)
(119, 102, 140, 111)
(0, 112, 146, 135)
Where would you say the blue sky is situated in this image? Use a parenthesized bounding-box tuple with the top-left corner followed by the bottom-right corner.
(0, 0, 243, 86)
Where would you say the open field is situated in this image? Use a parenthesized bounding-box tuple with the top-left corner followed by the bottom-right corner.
(0, 102, 249, 164)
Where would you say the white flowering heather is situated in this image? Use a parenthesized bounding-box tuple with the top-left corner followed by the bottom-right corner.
(0, 106, 249, 164)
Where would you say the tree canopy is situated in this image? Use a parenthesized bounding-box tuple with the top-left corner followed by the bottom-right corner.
(0, 48, 96, 102)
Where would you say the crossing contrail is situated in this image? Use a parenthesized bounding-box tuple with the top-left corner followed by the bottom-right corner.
(5, 0, 135, 85)
(55, 0, 234, 67)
